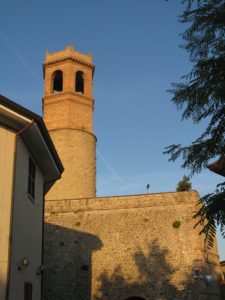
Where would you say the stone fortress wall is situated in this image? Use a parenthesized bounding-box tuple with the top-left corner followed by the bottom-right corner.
(44, 191, 223, 300)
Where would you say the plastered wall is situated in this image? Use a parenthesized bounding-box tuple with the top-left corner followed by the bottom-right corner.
(0, 125, 15, 300)
(8, 137, 44, 300)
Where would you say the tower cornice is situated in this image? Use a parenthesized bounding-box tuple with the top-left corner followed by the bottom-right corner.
(48, 127, 97, 141)
(43, 57, 95, 78)
(42, 90, 94, 104)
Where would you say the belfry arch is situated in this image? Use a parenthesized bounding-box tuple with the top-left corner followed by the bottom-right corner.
(75, 70, 84, 93)
(52, 70, 63, 92)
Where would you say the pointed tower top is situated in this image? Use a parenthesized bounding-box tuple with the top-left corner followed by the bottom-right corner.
(66, 44, 74, 51)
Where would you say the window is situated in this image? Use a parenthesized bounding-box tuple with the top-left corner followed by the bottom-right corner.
(75, 71, 84, 93)
(24, 282, 32, 300)
(52, 70, 63, 92)
(28, 158, 35, 199)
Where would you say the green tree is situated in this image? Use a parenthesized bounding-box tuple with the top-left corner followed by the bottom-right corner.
(164, 0, 225, 247)
(176, 175, 192, 191)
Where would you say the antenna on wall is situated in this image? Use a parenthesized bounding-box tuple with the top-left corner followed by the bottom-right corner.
(146, 184, 150, 194)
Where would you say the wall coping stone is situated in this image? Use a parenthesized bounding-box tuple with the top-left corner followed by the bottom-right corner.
(45, 190, 200, 214)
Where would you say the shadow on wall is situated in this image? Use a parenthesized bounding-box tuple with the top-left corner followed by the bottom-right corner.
(94, 239, 222, 300)
(0, 277, 6, 300)
(43, 222, 103, 300)
(43, 225, 223, 300)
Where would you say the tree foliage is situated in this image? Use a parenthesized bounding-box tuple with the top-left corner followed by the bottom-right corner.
(164, 0, 225, 246)
(176, 175, 192, 191)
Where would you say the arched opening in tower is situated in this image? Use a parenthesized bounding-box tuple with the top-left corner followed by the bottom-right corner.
(75, 71, 84, 93)
(52, 70, 63, 93)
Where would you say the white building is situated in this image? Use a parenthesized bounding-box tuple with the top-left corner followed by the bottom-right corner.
(0, 95, 63, 300)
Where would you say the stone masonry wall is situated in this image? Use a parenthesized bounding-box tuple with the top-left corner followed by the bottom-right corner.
(43, 191, 223, 300)
(45, 129, 96, 200)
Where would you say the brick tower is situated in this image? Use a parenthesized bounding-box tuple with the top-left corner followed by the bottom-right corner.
(42, 45, 96, 200)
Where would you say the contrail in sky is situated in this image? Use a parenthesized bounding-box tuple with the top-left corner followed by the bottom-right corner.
(96, 149, 122, 182)
(0, 31, 39, 81)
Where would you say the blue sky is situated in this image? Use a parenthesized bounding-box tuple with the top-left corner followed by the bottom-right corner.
(1, 0, 224, 260)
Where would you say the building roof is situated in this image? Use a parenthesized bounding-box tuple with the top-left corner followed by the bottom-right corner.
(207, 157, 225, 177)
(0, 94, 64, 191)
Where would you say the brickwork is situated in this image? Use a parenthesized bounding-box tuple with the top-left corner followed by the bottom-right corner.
(43, 92, 94, 132)
(43, 45, 96, 200)
(43, 45, 94, 99)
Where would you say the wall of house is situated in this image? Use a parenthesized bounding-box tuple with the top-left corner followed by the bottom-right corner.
(0, 125, 15, 300)
(44, 190, 223, 300)
(8, 136, 44, 300)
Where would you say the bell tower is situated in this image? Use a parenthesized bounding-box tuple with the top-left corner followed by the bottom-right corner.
(42, 45, 96, 200)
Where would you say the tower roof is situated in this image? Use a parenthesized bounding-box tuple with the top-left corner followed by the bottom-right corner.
(42, 44, 95, 78)
(207, 156, 225, 177)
